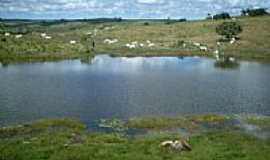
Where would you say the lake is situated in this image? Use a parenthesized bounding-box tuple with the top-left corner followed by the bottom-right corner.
(0, 55, 270, 127)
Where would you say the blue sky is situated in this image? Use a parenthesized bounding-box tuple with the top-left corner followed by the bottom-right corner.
(0, 0, 269, 19)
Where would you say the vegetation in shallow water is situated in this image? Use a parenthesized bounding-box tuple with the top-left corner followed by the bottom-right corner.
(245, 116, 270, 130)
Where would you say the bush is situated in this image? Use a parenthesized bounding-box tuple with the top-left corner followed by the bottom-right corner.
(241, 8, 268, 16)
(213, 12, 231, 20)
(216, 22, 242, 40)
(143, 22, 150, 26)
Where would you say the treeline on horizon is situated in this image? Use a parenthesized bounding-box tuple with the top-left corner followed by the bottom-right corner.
(207, 8, 269, 20)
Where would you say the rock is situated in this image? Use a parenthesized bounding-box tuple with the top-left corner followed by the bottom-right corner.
(161, 139, 192, 151)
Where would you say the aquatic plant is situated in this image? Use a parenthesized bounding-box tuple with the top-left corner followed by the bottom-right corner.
(98, 118, 128, 133)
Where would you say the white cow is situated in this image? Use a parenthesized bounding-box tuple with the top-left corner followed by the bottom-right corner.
(229, 57, 236, 62)
(230, 38, 236, 44)
(183, 43, 187, 48)
(41, 33, 47, 37)
(4, 32, 10, 36)
(104, 39, 118, 44)
(129, 44, 136, 49)
(70, 40, 76, 44)
(214, 50, 219, 55)
(193, 42, 201, 47)
(126, 43, 136, 49)
(15, 34, 23, 39)
(199, 46, 208, 51)
(44, 36, 52, 39)
(148, 43, 155, 47)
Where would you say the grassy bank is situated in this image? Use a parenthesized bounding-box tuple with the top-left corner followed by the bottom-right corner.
(1, 115, 270, 160)
(1, 16, 270, 64)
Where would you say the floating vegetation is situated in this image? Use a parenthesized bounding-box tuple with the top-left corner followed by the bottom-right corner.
(245, 116, 270, 130)
(98, 118, 128, 133)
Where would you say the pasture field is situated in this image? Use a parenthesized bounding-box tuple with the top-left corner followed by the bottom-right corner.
(1, 16, 270, 64)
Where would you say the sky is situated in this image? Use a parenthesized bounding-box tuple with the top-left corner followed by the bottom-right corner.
(0, 0, 269, 19)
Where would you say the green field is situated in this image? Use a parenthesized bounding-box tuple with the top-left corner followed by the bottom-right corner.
(1, 115, 270, 160)
(1, 16, 270, 64)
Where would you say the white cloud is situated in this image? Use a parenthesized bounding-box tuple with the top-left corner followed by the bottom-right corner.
(137, 0, 164, 4)
(0, 0, 269, 19)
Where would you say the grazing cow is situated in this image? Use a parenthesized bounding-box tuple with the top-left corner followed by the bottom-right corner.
(148, 43, 155, 47)
(199, 46, 208, 51)
(126, 43, 136, 49)
(41, 33, 47, 37)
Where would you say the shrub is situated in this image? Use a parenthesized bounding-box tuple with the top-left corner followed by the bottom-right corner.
(216, 22, 242, 40)
(213, 12, 231, 20)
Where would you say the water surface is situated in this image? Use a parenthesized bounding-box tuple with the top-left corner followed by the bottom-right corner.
(0, 55, 270, 126)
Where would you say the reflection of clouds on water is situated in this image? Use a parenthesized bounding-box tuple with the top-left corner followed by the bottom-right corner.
(91, 55, 181, 74)
(90, 55, 207, 74)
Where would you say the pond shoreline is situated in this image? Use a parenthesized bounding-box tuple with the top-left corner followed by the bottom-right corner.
(1, 52, 270, 66)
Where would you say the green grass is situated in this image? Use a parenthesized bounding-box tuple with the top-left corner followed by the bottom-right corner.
(1, 118, 270, 160)
(127, 117, 198, 131)
(1, 16, 270, 63)
(127, 114, 231, 131)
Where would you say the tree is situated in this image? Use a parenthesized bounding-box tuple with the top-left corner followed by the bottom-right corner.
(213, 12, 231, 20)
(216, 22, 242, 40)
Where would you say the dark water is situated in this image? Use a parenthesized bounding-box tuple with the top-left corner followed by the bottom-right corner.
(0, 55, 270, 126)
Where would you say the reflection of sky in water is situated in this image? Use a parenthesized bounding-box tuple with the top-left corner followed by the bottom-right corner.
(0, 55, 270, 126)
